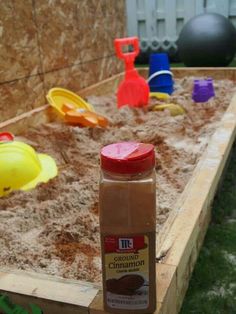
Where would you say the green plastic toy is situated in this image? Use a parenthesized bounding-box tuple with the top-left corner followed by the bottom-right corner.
(0, 294, 42, 314)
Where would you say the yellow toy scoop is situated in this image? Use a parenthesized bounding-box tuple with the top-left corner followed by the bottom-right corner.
(46, 87, 95, 116)
(152, 103, 185, 116)
(150, 92, 170, 100)
(0, 133, 57, 197)
(47, 90, 109, 128)
(64, 108, 109, 128)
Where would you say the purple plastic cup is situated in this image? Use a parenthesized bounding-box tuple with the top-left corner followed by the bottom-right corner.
(192, 78, 215, 102)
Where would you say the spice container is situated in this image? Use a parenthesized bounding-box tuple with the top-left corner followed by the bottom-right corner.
(99, 142, 156, 313)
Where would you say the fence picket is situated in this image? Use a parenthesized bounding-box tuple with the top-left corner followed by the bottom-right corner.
(126, 0, 235, 53)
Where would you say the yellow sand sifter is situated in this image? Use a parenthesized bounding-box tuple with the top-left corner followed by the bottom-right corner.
(46, 87, 108, 127)
(0, 132, 57, 197)
(46, 87, 95, 116)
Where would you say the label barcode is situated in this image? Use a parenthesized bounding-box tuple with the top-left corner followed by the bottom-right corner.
(108, 298, 148, 305)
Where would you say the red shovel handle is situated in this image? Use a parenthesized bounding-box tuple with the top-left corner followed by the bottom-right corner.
(114, 37, 140, 61)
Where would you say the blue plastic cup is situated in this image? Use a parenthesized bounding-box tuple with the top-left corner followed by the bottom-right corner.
(148, 53, 174, 94)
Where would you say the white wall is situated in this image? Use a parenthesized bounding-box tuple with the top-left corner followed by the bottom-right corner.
(126, 0, 236, 53)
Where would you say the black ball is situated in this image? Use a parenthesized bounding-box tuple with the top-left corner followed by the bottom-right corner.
(177, 13, 236, 67)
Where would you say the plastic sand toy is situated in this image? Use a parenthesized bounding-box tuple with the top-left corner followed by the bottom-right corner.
(192, 78, 215, 102)
(46, 87, 95, 115)
(0, 132, 57, 197)
(64, 107, 108, 128)
(47, 88, 108, 128)
(152, 103, 185, 116)
(0, 132, 14, 142)
(148, 53, 174, 94)
(149, 92, 170, 100)
(114, 37, 149, 108)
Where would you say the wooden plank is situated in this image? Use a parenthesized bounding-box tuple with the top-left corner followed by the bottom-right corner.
(0, 105, 51, 134)
(189, 207, 211, 276)
(79, 72, 124, 98)
(216, 0, 229, 17)
(195, 0, 205, 15)
(0, 68, 236, 314)
(144, 0, 156, 42)
(183, 0, 196, 22)
(0, 270, 99, 314)
(137, 67, 236, 81)
(164, 97, 236, 267)
(2, 67, 234, 136)
(126, 0, 138, 37)
(156, 209, 179, 259)
(155, 264, 177, 314)
(88, 291, 104, 314)
(0, 73, 124, 136)
(80, 67, 236, 99)
(158, 93, 236, 313)
(171, 67, 236, 81)
(165, 0, 177, 41)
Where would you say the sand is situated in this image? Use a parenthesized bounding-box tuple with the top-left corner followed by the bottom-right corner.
(0, 77, 235, 284)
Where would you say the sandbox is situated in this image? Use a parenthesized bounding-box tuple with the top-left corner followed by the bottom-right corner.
(1, 68, 236, 314)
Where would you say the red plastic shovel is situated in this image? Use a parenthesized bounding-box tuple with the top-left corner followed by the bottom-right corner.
(114, 37, 149, 108)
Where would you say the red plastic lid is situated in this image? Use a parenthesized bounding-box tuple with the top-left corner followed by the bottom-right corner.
(101, 142, 155, 174)
(0, 132, 14, 142)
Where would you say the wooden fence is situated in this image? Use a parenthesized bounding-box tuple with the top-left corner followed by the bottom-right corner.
(126, 0, 236, 54)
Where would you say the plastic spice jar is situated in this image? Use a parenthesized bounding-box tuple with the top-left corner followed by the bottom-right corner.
(99, 142, 156, 313)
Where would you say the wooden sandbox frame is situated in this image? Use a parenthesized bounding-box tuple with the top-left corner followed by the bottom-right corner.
(0, 68, 236, 314)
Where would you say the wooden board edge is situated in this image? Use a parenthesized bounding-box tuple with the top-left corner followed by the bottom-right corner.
(155, 151, 212, 260)
(0, 269, 99, 312)
(52, 66, 234, 106)
(0, 105, 52, 134)
(159, 93, 236, 261)
(0, 73, 125, 134)
(154, 208, 211, 314)
(138, 67, 236, 80)
(156, 93, 236, 313)
(79, 72, 124, 97)
(0, 69, 235, 313)
(1, 67, 236, 133)
(155, 264, 177, 314)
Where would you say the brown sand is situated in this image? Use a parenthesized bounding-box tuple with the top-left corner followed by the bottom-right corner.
(0, 77, 235, 284)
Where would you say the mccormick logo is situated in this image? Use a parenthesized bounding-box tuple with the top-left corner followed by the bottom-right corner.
(105, 235, 145, 253)
(118, 238, 134, 250)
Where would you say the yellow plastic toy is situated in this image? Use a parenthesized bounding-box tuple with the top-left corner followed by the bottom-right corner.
(149, 92, 170, 100)
(47, 88, 108, 128)
(0, 133, 57, 197)
(46, 87, 95, 116)
(152, 103, 185, 116)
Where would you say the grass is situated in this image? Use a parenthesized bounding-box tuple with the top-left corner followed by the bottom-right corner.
(180, 143, 236, 314)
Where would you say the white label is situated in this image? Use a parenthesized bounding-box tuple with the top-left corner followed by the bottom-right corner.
(107, 289, 149, 309)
